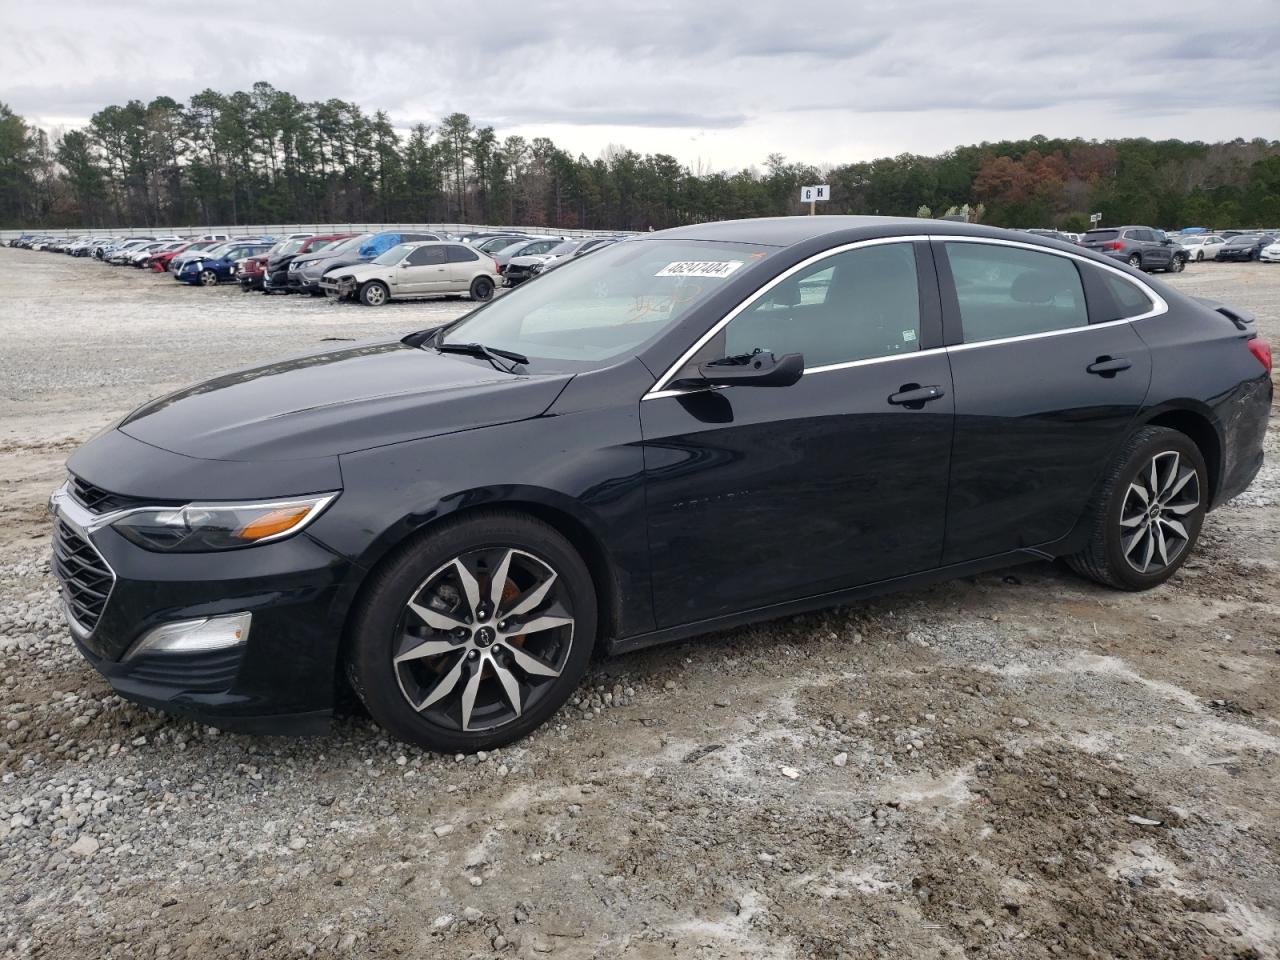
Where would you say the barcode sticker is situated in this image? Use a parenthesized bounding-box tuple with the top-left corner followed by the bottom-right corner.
(655, 261, 744, 279)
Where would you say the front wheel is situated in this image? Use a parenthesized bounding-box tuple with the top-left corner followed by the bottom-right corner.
(470, 276, 495, 302)
(346, 512, 597, 752)
(1167, 256, 1185, 273)
(1066, 426, 1206, 591)
(198, 269, 218, 286)
(359, 281, 389, 306)
(1195, 251, 1204, 262)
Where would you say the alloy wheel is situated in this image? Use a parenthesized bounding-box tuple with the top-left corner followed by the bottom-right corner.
(363, 283, 387, 306)
(199, 269, 217, 286)
(1119, 450, 1200, 574)
(393, 547, 574, 732)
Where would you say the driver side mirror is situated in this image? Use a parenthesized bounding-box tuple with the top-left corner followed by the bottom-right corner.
(692, 351, 804, 388)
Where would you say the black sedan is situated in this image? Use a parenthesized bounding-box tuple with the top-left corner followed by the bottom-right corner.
(51, 217, 1272, 753)
(1217, 233, 1276, 262)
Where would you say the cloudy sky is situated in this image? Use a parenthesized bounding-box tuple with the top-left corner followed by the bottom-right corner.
(3, 0, 1277, 171)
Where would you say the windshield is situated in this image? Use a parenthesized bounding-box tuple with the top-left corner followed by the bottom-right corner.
(374, 243, 413, 266)
(279, 237, 308, 256)
(1227, 235, 1259, 244)
(324, 234, 371, 256)
(439, 239, 773, 372)
(544, 241, 579, 256)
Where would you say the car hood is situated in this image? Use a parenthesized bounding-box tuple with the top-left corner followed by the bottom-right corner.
(323, 262, 384, 281)
(117, 340, 572, 462)
(295, 251, 363, 273)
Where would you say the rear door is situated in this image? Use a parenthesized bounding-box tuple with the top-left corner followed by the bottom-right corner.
(935, 239, 1153, 563)
(640, 239, 955, 625)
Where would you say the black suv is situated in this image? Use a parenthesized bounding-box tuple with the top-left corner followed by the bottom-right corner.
(1080, 226, 1185, 273)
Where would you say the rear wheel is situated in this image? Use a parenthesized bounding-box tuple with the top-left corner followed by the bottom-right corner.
(198, 269, 217, 286)
(1126, 253, 1142, 270)
(359, 281, 389, 306)
(470, 276, 495, 302)
(1066, 426, 1206, 590)
(347, 512, 596, 752)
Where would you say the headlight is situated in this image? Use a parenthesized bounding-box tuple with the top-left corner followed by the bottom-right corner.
(111, 494, 338, 552)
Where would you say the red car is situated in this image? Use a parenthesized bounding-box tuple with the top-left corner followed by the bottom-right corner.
(237, 253, 269, 291)
(150, 240, 220, 272)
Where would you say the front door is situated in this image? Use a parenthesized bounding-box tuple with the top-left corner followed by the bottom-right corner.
(935, 239, 1153, 563)
(396, 245, 449, 295)
(640, 240, 955, 627)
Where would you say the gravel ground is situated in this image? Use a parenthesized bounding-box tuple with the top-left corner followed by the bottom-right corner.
(0, 250, 1277, 960)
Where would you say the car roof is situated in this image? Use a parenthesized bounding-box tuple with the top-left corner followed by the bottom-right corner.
(647, 215, 1070, 247)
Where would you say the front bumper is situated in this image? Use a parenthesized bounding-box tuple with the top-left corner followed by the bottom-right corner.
(50, 478, 358, 733)
(289, 271, 323, 293)
(319, 275, 356, 298)
(1217, 251, 1256, 262)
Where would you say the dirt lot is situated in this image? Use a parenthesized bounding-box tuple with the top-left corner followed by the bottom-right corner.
(0, 249, 1277, 960)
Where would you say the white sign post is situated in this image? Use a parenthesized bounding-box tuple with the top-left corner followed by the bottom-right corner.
(801, 185, 830, 215)
(1090, 212, 1102, 225)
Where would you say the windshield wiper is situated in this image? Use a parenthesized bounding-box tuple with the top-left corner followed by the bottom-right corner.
(436, 340, 529, 373)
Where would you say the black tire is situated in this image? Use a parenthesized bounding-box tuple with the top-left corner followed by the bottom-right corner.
(346, 511, 597, 752)
(1195, 251, 1204, 262)
(358, 280, 389, 306)
(1066, 426, 1207, 591)
(470, 276, 495, 302)
(1126, 253, 1142, 270)
(198, 269, 218, 286)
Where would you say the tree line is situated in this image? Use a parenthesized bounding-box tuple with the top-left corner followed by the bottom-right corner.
(1, 82, 1278, 232)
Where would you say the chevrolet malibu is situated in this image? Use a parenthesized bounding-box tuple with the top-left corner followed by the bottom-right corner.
(51, 217, 1272, 753)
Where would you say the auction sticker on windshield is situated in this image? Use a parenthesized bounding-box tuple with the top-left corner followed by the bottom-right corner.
(655, 260, 744, 278)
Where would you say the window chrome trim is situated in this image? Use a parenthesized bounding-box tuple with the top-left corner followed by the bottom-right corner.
(641, 233, 1168, 401)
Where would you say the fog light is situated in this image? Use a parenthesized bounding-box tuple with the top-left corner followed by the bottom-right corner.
(127, 613, 251, 659)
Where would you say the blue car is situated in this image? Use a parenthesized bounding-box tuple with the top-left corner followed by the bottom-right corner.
(174, 241, 273, 286)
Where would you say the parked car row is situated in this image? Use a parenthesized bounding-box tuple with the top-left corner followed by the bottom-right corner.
(7, 228, 632, 306)
(1018, 225, 1280, 270)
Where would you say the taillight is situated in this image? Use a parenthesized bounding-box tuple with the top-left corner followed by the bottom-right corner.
(496, 263, 505, 274)
(492, 259, 500, 274)
(1247, 337, 1272, 374)
(1106, 241, 1123, 251)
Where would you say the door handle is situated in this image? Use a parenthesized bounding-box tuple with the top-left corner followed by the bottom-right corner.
(888, 384, 946, 408)
(1086, 356, 1132, 376)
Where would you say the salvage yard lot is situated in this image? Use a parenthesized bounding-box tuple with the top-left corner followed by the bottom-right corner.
(0, 249, 1278, 959)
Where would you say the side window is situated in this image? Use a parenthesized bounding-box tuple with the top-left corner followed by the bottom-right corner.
(446, 245, 480, 263)
(722, 242, 921, 368)
(406, 246, 447, 266)
(945, 243, 1088, 343)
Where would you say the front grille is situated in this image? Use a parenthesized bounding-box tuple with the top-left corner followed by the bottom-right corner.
(69, 475, 124, 512)
(52, 519, 115, 635)
(68, 474, 175, 514)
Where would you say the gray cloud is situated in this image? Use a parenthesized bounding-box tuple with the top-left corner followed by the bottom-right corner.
(1, 0, 1275, 168)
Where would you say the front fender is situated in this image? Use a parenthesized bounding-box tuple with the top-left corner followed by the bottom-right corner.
(310, 372, 655, 639)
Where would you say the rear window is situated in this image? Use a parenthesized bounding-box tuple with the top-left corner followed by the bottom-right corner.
(1084, 230, 1119, 242)
(446, 245, 479, 263)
